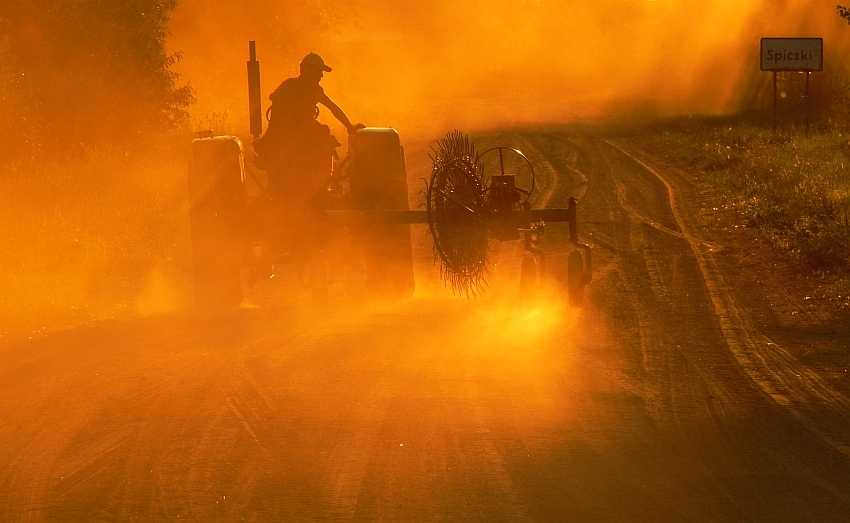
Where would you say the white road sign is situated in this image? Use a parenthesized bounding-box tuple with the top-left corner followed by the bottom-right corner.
(760, 38, 823, 71)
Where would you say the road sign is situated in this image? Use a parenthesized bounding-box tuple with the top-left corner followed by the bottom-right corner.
(760, 38, 823, 72)
(761, 37, 823, 135)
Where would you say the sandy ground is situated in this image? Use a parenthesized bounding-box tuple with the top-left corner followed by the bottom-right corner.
(1, 127, 849, 521)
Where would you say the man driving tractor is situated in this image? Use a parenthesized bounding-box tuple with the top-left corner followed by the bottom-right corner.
(250, 52, 364, 282)
(253, 52, 364, 203)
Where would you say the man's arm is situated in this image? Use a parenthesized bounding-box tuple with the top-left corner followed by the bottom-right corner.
(319, 92, 364, 133)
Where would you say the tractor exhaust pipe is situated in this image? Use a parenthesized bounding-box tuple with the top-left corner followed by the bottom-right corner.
(247, 41, 262, 138)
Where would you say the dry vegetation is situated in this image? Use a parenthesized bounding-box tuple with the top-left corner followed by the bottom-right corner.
(0, 138, 193, 336)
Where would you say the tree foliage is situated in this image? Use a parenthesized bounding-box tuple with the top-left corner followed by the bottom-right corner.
(0, 0, 193, 161)
(840, 4, 850, 24)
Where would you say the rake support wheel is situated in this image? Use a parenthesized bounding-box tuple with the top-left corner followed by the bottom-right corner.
(567, 249, 585, 307)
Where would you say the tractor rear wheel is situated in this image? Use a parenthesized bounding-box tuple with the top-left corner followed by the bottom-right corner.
(567, 249, 584, 307)
(349, 129, 415, 302)
(189, 136, 246, 311)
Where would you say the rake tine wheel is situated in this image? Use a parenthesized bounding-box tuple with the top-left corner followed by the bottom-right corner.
(426, 131, 490, 296)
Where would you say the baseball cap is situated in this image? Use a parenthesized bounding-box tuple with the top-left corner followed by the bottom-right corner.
(300, 53, 332, 72)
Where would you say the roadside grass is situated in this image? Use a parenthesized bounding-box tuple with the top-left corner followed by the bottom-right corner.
(0, 136, 194, 338)
(642, 115, 850, 273)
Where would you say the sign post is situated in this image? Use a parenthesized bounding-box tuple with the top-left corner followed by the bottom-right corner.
(773, 70, 777, 132)
(760, 38, 823, 135)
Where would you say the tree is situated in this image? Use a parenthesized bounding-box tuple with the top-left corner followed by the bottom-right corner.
(840, 4, 850, 23)
(0, 0, 194, 161)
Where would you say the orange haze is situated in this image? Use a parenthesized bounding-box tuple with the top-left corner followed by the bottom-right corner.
(168, 0, 850, 139)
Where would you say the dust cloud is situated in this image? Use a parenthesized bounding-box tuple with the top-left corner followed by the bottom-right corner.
(168, 0, 850, 139)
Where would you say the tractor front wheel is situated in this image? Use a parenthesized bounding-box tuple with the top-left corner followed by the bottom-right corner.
(349, 129, 415, 302)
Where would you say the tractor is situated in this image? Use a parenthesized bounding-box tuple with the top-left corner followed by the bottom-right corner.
(187, 42, 591, 310)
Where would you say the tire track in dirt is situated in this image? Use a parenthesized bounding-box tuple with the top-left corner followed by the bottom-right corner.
(507, 130, 768, 516)
(604, 139, 850, 457)
(519, 136, 589, 204)
(594, 141, 724, 423)
(590, 135, 850, 510)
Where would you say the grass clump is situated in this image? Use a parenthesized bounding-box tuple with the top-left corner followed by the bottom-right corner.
(649, 116, 850, 270)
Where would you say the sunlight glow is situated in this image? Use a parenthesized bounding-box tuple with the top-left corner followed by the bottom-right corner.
(169, 0, 850, 138)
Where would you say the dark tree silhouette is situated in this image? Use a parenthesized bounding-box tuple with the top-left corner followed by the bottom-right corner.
(0, 0, 194, 160)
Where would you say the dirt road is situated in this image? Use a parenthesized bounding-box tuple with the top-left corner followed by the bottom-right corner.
(2, 128, 849, 521)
